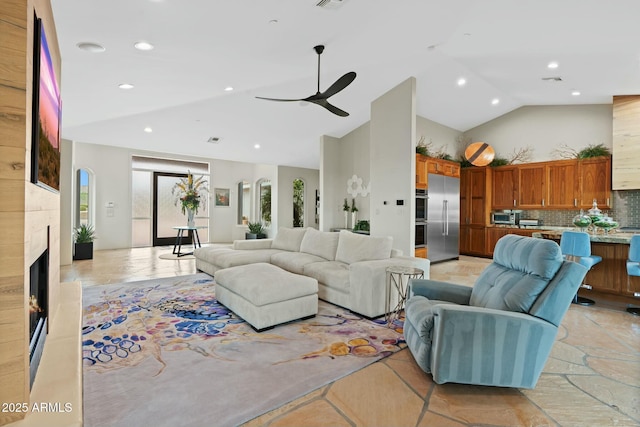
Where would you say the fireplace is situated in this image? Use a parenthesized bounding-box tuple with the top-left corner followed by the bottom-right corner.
(29, 248, 48, 388)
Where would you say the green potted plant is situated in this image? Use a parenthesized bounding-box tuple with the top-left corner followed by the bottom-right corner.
(73, 224, 96, 260)
(246, 221, 267, 239)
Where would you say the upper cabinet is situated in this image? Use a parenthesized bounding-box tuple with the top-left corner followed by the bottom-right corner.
(492, 166, 518, 209)
(579, 157, 611, 209)
(612, 95, 640, 190)
(491, 157, 611, 210)
(546, 160, 580, 209)
(416, 154, 427, 189)
(416, 154, 460, 189)
(518, 164, 546, 209)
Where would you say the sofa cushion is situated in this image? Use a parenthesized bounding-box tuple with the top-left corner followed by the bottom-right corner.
(271, 251, 327, 275)
(214, 249, 284, 269)
(299, 227, 340, 261)
(335, 230, 393, 264)
(271, 227, 307, 252)
(470, 235, 563, 313)
(303, 261, 350, 292)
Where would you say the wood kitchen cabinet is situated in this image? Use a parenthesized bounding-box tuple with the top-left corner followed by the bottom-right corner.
(460, 167, 492, 256)
(485, 227, 542, 256)
(547, 160, 580, 209)
(416, 154, 427, 189)
(416, 154, 461, 190)
(492, 166, 518, 209)
(518, 164, 546, 208)
(579, 156, 611, 209)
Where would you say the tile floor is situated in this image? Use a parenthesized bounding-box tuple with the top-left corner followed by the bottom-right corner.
(61, 247, 640, 427)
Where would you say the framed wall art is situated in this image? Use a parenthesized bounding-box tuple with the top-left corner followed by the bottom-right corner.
(214, 188, 230, 207)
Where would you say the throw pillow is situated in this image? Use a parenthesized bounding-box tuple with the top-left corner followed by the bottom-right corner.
(271, 227, 308, 252)
(335, 230, 392, 264)
(299, 227, 339, 261)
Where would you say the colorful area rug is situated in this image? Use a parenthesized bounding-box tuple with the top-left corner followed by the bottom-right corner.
(82, 273, 404, 427)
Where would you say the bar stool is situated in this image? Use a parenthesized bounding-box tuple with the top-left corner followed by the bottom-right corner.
(626, 235, 640, 316)
(560, 231, 602, 306)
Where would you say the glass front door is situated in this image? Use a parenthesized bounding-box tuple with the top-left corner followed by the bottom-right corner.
(152, 172, 192, 246)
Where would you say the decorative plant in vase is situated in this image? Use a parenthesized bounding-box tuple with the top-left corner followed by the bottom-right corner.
(350, 198, 358, 229)
(245, 221, 267, 239)
(342, 198, 350, 229)
(172, 171, 209, 227)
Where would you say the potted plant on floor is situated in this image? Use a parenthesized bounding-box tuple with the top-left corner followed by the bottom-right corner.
(246, 222, 267, 239)
(74, 224, 96, 260)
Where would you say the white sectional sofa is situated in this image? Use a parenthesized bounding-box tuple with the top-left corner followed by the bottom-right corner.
(194, 227, 430, 318)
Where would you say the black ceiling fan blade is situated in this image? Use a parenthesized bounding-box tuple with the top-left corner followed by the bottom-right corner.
(310, 98, 350, 117)
(320, 71, 356, 99)
(255, 96, 305, 102)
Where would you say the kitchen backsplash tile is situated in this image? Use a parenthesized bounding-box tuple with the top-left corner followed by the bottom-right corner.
(520, 190, 640, 227)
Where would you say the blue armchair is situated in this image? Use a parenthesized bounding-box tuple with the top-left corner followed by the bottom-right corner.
(404, 235, 588, 389)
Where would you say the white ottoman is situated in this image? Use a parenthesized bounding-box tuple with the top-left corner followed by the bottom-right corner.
(214, 263, 318, 331)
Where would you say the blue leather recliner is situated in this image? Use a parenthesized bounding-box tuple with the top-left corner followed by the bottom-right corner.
(404, 235, 588, 389)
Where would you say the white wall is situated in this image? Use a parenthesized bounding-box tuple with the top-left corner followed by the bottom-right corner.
(416, 116, 464, 159)
(370, 77, 416, 255)
(319, 135, 341, 231)
(464, 105, 613, 162)
(71, 141, 279, 251)
(276, 165, 320, 231)
(60, 139, 74, 265)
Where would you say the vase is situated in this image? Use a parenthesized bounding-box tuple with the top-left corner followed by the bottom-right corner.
(187, 208, 195, 227)
(344, 211, 349, 229)
(351, 212, 357, 229)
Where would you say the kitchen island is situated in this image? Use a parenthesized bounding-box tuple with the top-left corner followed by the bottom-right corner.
(534, 230, 640, 301)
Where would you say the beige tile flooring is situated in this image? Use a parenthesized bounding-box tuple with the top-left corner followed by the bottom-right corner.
(61, 247, 640, 427)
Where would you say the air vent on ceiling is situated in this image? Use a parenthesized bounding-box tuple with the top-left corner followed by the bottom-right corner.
(316, 0, 348, 9)
(542, 76, 563, 82)
(207, 137, 221, 144)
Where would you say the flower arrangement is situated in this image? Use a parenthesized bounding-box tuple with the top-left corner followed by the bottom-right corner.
(350, 198, 358, 213)
(172, 171, 209, 215)
(343, 198, 350, 212)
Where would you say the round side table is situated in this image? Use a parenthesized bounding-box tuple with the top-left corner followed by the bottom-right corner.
(385, 265, 424, 326)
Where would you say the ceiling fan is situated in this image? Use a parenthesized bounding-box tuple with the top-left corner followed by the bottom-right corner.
(256, 45, 356, 117)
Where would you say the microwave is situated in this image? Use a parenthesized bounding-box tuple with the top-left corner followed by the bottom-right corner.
(491, 212, 520, 225)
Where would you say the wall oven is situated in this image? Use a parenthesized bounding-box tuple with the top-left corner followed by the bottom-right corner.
(416, 189, 428, 222)
(415, 222, 427, 248)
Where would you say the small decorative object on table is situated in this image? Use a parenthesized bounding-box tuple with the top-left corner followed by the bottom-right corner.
(593, 215, 618, 234)
(573, 210, 591, 232)
(173, 170, 209, 226)
(246, 221, 267, 239)
(342, 198, 350, 229)
(350, 198, 358, 229)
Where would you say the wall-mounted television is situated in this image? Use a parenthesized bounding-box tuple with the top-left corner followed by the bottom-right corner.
(30, 14, 61, 193)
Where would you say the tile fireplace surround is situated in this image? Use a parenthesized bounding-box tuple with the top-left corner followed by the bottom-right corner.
(52, 247, 640, 427)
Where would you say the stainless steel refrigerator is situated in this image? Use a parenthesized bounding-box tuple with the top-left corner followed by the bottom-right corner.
(427, 174, 460, 263)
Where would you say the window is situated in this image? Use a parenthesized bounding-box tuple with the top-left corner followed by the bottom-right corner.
(76, 168, 92, 228)
(257, 179, 271, 224)
(293, 178, 304, 227)
(237, 180, 250, 225)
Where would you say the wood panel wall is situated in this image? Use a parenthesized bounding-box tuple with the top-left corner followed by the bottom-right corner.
(612, 95, 640, 190)
(0, 0, 61, 425)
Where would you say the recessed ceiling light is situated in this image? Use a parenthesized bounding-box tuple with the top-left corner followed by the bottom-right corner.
(254, 144, 260, 149)
(491, 98, 500, 105)
(144, 127, 153, 133)
(571, 90, 581, 96)
(224, 86, 234, 92)
(134, 41, 154, 51)
(76, 42, 105, 53)
(118, 83, 134, 90)
(547, 61, 559, 69)
(457, 78, 466, 87)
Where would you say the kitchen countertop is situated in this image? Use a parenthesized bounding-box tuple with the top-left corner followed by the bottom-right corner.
(531, 229, 636, 244)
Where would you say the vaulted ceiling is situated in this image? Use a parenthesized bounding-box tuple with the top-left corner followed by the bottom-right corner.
(52, 0, 640, 169)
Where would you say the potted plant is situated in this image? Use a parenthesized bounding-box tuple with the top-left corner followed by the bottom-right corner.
(342, 198, 350, 228)
(245, 221, 267, 239)
(350, 198, 358, 228)
(73, 224, 96, 260)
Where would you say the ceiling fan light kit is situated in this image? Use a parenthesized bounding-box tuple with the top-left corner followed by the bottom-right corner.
(256, 45, 356, 117)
